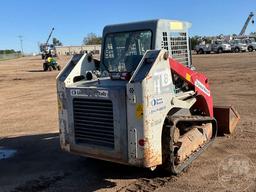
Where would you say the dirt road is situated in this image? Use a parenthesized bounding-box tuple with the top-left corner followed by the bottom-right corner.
(0, 53, 255, 192)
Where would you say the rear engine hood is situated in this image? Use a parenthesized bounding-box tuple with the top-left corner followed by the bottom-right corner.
(72, 77, 127, 89)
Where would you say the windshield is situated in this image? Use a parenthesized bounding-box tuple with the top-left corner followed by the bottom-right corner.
(102, 30, 152, 73)
(215, 41, 222, 44)
(249, 38, 256, 43)
(234, 39, 242, 44)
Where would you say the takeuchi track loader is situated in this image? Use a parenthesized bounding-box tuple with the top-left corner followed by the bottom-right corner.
(57, 19, 240, 174)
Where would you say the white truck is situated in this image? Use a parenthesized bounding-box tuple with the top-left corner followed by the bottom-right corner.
(211, 40, 231, 53)
(229, 39, 247, 53)
(243, 38, 256, 52)
(195, 43, 211, 54)
(195, 40, 231, 54)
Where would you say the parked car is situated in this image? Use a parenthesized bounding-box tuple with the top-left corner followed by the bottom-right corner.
(195, 44, 211, 54)
(230, 39, 247, 53)
(211, 40, 231, 53)
(195, 40, 231, 54)
(243, 38, 256, 52)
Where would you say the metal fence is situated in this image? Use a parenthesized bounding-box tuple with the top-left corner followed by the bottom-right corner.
(0, 53, 22, 60)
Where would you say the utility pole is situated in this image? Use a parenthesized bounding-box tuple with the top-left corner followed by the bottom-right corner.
(18, 35, 24, 56)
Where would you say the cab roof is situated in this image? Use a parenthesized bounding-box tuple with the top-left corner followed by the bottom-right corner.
(102, 19, 192, 35)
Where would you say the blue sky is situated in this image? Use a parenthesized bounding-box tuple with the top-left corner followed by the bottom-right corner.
(0, 0, 255, 53)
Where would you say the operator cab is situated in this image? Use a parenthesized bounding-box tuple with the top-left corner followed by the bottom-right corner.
(62, 20, 192, 84)
(99, 19, 192, 80)
(102, 30, 152, 79)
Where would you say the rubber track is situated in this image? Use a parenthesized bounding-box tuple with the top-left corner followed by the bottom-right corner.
(166, 115, 218, 174)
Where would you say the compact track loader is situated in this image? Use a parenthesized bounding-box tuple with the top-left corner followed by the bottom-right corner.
(57, 19, 240, 174)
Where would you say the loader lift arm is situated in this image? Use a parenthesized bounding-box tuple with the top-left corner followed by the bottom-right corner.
(169, 57, 213, 117)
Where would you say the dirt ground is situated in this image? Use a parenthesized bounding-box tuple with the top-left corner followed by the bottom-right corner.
(0, 53, 255, 192)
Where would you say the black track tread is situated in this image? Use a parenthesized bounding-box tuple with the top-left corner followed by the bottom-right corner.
(163, 115, 218, 175)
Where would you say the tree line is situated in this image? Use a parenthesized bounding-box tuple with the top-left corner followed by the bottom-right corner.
(0, 49, 21, 54)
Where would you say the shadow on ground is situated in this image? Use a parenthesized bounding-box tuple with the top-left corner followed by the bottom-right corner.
(27, 70, 45, 72)
(0, 133, 168, 192)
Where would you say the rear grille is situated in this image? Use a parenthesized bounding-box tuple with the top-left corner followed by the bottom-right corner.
(73, 98, 114, 148)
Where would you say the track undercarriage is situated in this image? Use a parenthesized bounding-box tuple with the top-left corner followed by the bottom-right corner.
(162, 115, 217, 174)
